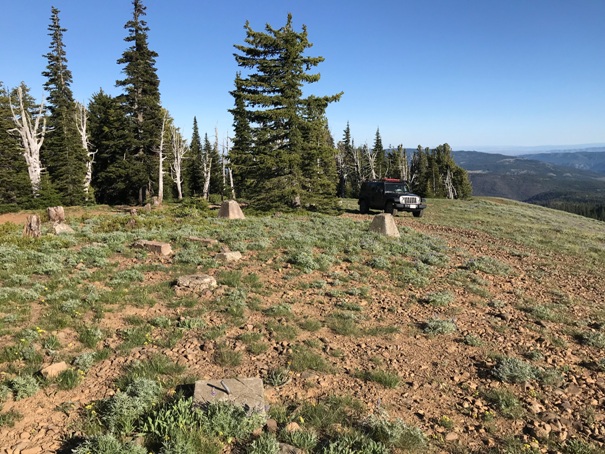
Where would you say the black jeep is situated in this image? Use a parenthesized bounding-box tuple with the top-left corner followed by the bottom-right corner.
(358, 179, 426, 217)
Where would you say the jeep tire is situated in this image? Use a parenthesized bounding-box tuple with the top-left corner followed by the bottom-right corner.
(385, 201, 397, 216)
(359, 199, 369, 214)
(413, 210, 423, 218)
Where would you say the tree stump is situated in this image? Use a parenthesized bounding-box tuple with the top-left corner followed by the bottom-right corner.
(47, 206, 65, 223)
(23, 215, 41, 238)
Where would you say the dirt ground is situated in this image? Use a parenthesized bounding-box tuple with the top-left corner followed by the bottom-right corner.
(0, 209, 604, 453)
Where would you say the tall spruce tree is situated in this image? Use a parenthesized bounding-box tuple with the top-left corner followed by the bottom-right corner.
(230, 14, 342, 209)
(372, 128, 386, 178)
(88, 90, 134, 204)
(186, 117, 204, 197)
(116, 0, 162, 204)
(42, 6, 87, 206)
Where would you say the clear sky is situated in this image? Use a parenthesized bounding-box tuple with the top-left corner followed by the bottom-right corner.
(2, 0, 604, 151)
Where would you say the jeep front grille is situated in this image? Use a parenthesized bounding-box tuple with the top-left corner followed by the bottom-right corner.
(400, 196, 420, 204)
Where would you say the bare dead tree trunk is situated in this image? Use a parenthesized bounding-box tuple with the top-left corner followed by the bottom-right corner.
(47, 206, 65, 223)
(9, 86, 46, 196)
(395, 145, 409, 181)
(23, 215, 41, 238)
(157, 112, 168, 204)
(364, 144, 378, 180)
(170, 124, 187, 201)
(75, 102, 96, 201)
(224, 136, 235, 200)
(444, 169, 457, 199)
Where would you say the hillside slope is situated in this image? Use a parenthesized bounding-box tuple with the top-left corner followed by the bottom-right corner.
(0, 200, 604, 453)
(453, 151, 605, 210)
(520, 150, 605, 175)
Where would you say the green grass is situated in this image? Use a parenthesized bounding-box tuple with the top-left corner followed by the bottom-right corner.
(1, 199, 604, 452)
(355, 369, 400, 388)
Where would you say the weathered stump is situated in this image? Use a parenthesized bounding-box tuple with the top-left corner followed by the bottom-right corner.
(23, 215, 41, 238)
(47, 206, 65, 223)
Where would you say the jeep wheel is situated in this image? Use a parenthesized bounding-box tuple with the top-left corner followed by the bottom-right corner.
(413, 210, 424, 218)
(385, 202, 397, 216)
(359, 199, 369, 214)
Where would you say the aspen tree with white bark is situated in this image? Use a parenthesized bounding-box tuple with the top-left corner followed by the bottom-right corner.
(75, 101, 96, 201)
(170, 125, 187, 201)
(364, 144, 378, 180)
(200, 133, 212, 200)
(9, 85, 47, 197)
(157, 111, 168, 203)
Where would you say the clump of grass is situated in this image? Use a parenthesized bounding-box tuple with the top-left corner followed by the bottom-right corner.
(298, 318, 322, 332)
(289, 346, 331, 373)
(465, 256, 511, 275)
(116, 354, 185, 390)
(362, 413, 427, 451)
(217, 270, 242, 287)
(423, 318, 457, 335)
(355, 369, 400, 388)
(56, 368, 82, 390)
(464, 334, 483, 346)
(71, 433, 148, 454)
(213, 343, 243, 367)
(492, 357, 537, 383)
(0, 410, 23, 428)
(576, 331, 605, 349)
(482, 388, 524, 419)
(238, 332, 268, 355)
(78, 326, 104, 349)
(266, 321, 298, 342)
(327, 314, 359, 336)
(422, 291, 454, 307)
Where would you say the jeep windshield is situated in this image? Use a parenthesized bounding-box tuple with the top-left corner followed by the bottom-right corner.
(385, 182, 409, 193)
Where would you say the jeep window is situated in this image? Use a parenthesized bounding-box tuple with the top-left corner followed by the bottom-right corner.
(385, 182, 409, 193)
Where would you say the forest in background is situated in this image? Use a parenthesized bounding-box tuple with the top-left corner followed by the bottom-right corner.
(0, 1, 470, 213)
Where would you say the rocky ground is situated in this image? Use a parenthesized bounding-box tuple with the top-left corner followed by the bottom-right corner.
(0, 203, 603, 453)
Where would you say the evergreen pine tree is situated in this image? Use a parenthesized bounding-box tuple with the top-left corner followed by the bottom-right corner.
(186, 117, 204, 197)
(228, 73, 254, 197)
(230, 14, 342, 209)
(372, 128, 386, 178)
(209, 132, 223, 196)
(41, 6, 87, 206)
(0, 83, 31, 209)
(88, 90, 134, 204)
(116, 0, 162, 204)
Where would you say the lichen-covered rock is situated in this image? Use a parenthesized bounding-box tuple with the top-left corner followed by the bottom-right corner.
(175, 274, 217, 296)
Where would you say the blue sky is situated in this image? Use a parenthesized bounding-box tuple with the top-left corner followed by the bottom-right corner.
(2, 0, 604, 151)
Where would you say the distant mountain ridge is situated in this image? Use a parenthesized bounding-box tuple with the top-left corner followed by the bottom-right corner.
(520, 150, 605, 175)
(452, 150, 605, 199)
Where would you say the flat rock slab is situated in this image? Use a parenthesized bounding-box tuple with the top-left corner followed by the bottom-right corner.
(369, 213, 400, 238)
(216, 251, 242, 262)
(132, 239, 172, 256)
(218, 200, 245, 219)
(187, 236, 219, 246)
(175, 274, 217, 296)
(53, 223, 75, 235)
(40, 361, 69, 379)
(194, 378, 265, 413)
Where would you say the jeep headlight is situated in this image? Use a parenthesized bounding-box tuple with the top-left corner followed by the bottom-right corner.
(399, 196, 405, 204)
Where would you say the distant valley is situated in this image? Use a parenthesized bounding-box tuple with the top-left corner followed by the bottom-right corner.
(452, 148, 605, 221)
